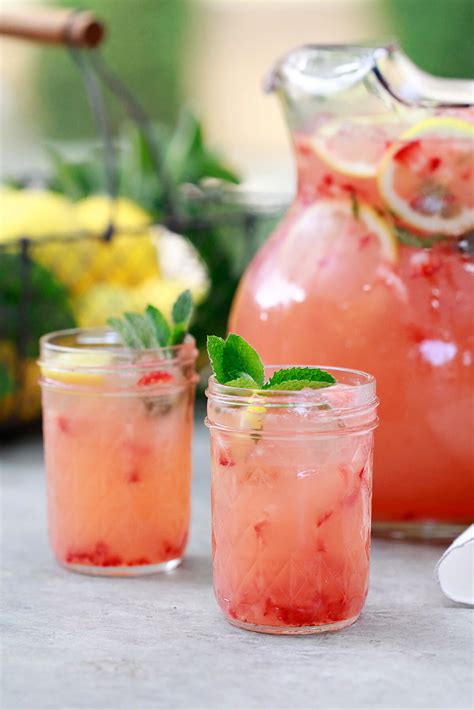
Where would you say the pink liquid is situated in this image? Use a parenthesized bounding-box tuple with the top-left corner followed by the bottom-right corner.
(230, 128, 474, 529)
(42, 382, 194, 573)
(209, 389, 374, 632)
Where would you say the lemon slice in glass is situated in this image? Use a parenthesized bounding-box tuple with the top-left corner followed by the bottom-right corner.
(40, 351, 113, 385)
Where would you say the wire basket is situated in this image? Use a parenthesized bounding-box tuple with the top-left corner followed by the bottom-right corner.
(0, 7, 286, 434)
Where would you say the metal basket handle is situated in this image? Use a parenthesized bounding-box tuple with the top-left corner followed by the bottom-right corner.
(0, 5, 104, 48)
(0, 4, 177, 222)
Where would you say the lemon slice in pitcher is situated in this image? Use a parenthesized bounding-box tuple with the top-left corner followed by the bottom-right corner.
(378, 116, 474, 236)
(311, 115, 405, 179)
(287, 199, 398, 264)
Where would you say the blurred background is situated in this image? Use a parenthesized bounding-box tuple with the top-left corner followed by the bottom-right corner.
(1, 0, 473, 431)
(2, 0, 473, 186)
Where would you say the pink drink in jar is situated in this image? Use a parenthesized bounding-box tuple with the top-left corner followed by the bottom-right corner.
(206, 367, 378, 634)
(40, 328, 197, 575)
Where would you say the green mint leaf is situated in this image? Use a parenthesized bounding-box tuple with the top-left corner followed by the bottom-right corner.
(170, 325, 186, 346)
(145, 305, 170, 347)
(170, 289, 193, 345)
(172, 289, 193, 328)
(207, 335, 227, 383)
(206, 334, 338, 391)
(124, 312, 158, 348)
(222, 333, 264, 388)
(108, 297, 194, 350)
(107, 316, 142, 349)
(224, 377, 259, 389)
(264, 367, 335, 390)
(265, 379, 333, 391)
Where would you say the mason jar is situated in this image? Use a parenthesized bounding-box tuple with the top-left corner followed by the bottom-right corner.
(206, 367, 378, 634)
(39, 328, 198, 576)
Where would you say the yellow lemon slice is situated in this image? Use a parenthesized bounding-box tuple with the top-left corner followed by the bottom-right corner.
(311, 115, 406, 179)
(356, 203, 399, 263)
(40, 351, 113, 385)
(286, 199, 398, 264)
(378, 116, 474, 236)
(242, 399, 267, 431)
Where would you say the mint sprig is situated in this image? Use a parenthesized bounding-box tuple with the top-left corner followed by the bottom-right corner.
(263, 366, 335, 390)
(207, 333, 336, 391)
(223, 333, 264, 387)
(170, 289, 193, 345)
(224, 377, 260, 389)
(108, 289, 193, 349)
(207, 335, 227, 383)
(145, 305, 171, 346)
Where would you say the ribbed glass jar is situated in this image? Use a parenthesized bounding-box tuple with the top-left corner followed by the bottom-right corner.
(206, 367, 378, 634)
(39, 328, 198, 576)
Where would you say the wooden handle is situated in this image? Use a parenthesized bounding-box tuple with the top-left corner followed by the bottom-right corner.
(0, 6, 105, 48)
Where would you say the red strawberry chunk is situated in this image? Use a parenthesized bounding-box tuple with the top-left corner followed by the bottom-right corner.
(264, 596, 349, 626)
(428, 156, 442, 172)
(162, 532, 188, 559)
(57, 416, 70, 433)
(127, 558, 150, 566)
(407, 324, 427, 343)
(65, 541, 123, 567)
(103, 555, 123, 567)
(219, 450, 235, 467)
(394, 140, 423, 169)
(65, 543, 165, 568)
(137, 370, 173, 386)
(163, 541, 182, 558)
(126, 469, 141, 484)
(341, 182, 356, 193)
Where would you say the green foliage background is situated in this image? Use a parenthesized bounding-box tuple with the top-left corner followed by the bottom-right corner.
(386, 0, 474, 78)
(35, 0, 189, 139)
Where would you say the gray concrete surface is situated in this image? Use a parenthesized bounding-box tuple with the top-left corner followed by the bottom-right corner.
(1, 415, 473, 710)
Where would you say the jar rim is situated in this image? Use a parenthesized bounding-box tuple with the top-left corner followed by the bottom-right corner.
(206, 365, 377, 410)
(40, 327, 195, 361)
(206, 367, 378, 437)
(38, 328, 198, 385)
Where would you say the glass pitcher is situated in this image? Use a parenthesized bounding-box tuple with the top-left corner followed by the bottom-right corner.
(229, 44, 474, 540)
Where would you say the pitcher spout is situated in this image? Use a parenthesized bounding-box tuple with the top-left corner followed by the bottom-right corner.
(264, 43, 390, 97)
(265, 43, 473, 109)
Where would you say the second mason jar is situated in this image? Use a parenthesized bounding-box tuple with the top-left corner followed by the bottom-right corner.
(206, 367, 378, 634)
(39, 328, 198, 576)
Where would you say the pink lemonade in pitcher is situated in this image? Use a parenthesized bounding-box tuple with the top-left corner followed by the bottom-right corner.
(230, 45, 474, 538)
(206, 356, 378, 634)
(40, 326, 197, 575)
